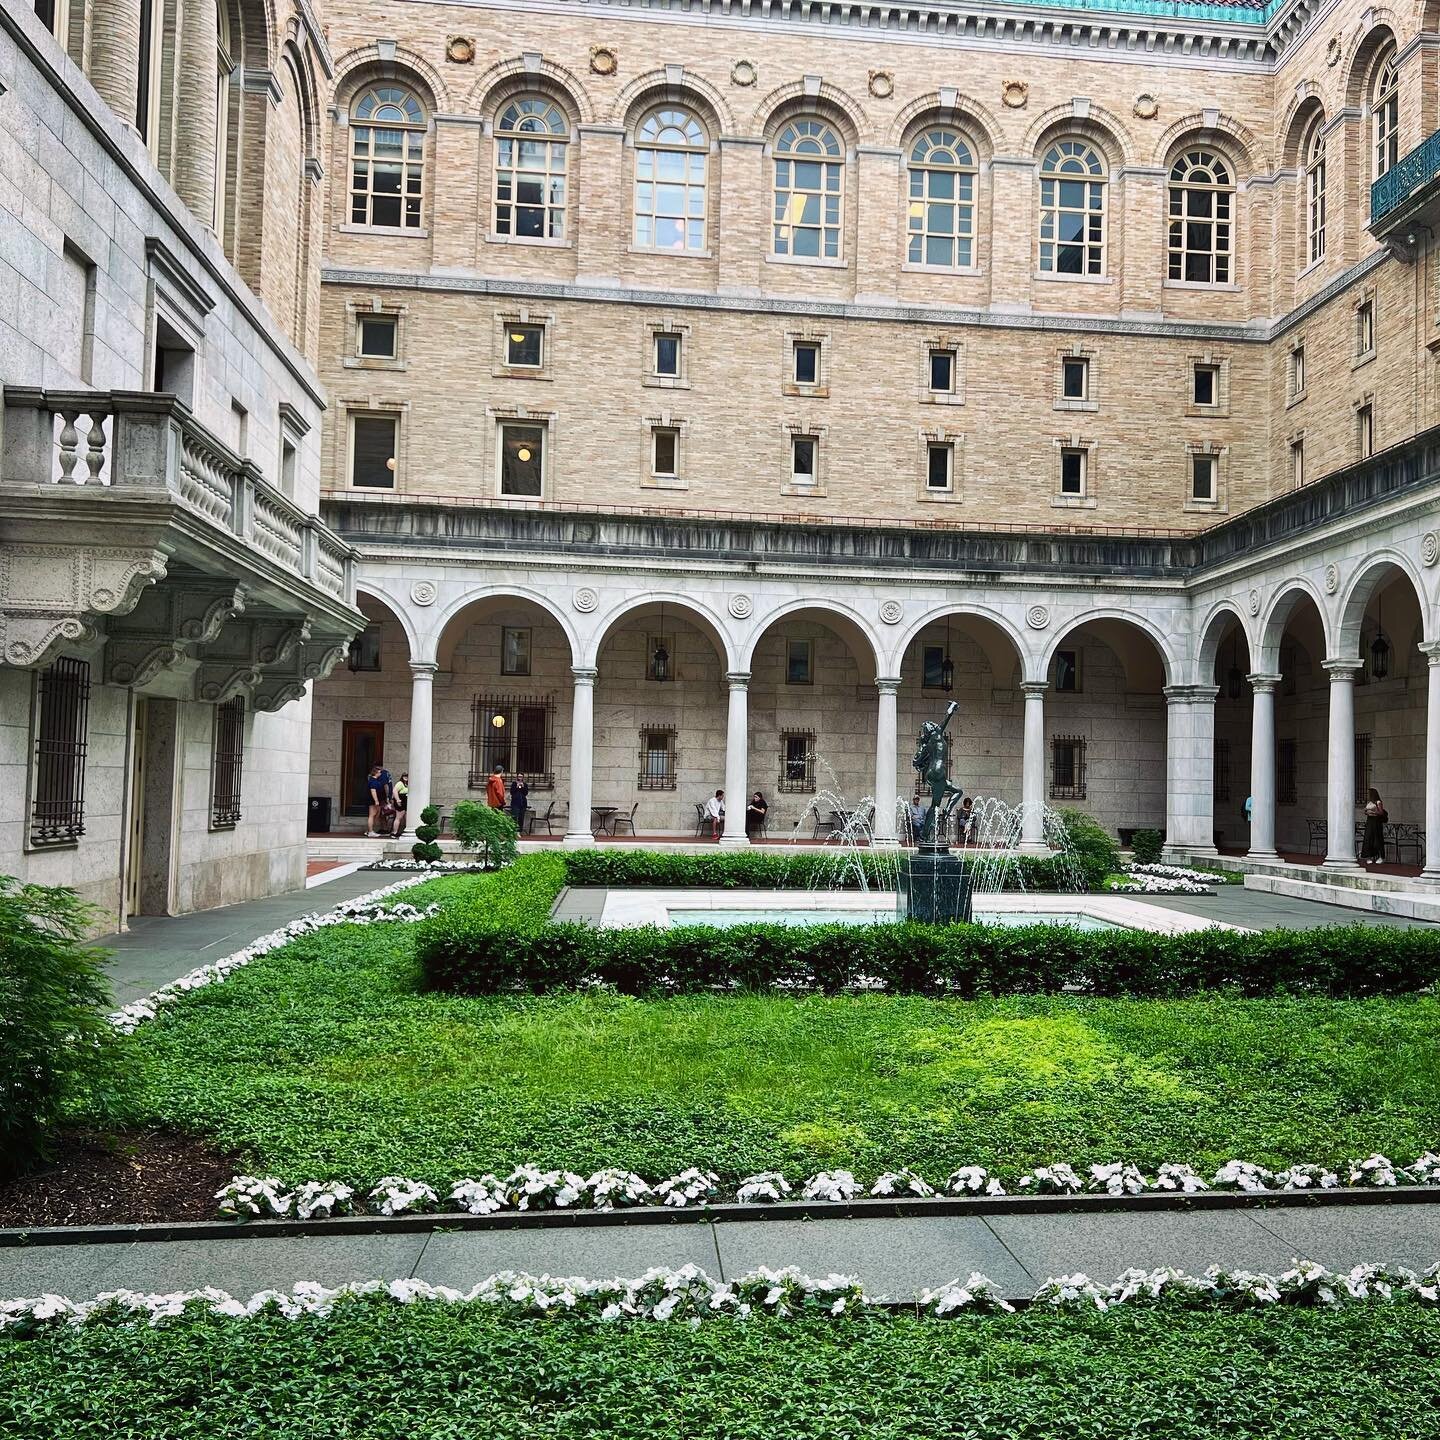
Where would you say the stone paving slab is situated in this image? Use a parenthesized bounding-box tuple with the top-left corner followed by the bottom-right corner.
(1130, 888, 1434, 930)
(1250, 1205, 1440, 1271)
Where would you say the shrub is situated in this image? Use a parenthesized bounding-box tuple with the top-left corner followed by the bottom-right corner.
(1057, 810, 1120, 886)
(1130, 829, 1164, 864)
(0, 877, 130, 1178)
(412, 803, 443, 864)
(451, 801, 518, 868)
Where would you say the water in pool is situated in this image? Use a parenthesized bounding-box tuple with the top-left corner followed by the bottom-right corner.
(664, 907, 1121, 931)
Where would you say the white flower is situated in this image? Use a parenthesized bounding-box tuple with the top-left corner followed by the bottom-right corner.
(654, 1169, 720, 1208)
(584, 1169, 653, 1209)
(1274, 1164, 1340, 1192)
(920, 1273, 1014, 1316)
(1410, 1152, 1440, 1185)
(1018, 1164, 1084, 1195)
(215, 1176, 293, 1219)
(1152, 1164, 1209, 1194)
(501, 1166, 587, 1210)
(736, 1172, 792, 1204)
(869, 1169, 936, 1199)
(367, 1176, 439, 1215)
(1087, 1162, 1150, 1196)
(449, 1177, 507, 1216)
(802, 1170, 862, 1202)
(294, 1181, 354, 1220)
(1348, 1153, 1407, 1187)
(1034, 1274, 1109, 1310)
(1211, 1160, 1273, 1193)
(945, 1166, 1005, 1196)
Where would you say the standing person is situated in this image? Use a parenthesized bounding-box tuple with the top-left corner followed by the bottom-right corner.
(392, 772, 409, 838)
(510, 773, 529, 834)
(1361, 787, 1387, 866)
(909, 793, 927, 846)
(486, 764, 506, 810)
(703, 789, 725, 841)
(957, 796, 975, 845)
(365, 762, 392, 837)
(745, 790, 768, 840)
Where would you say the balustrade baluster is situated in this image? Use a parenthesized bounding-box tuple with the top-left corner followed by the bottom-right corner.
(85, 415, 107, 484)
(56, 410, 80, 483)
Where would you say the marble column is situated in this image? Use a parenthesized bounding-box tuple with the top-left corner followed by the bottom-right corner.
(562, 666, 597, 848)
(1163, 684, 1219, 854)
(174, 0, 219, 221)
(1323, 659, 1364, 869)
(406, 662, 436, 825)
(1421, 642, 1440, 878)
(720, 671, 750, 846)
(1019, 680, 1048, 852)
(1247, 673, 1281, 859)
(872, 677, 901, 846)
(90, 0, 143, 127)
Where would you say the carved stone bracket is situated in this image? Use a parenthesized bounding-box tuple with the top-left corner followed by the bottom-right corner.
(104, 582, 251, 688)
(195, 614, 312, 705)
(252, 638, 352, 712)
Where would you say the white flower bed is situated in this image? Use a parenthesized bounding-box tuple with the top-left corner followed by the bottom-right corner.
(801, 1170, 862, 1202)
(108, 876, 441, 1034)
(6, 1260, 1440, 1336)
(654, 1169, 721, 1208)
(870, 1169, 936, 1199)
(736, 1171, 792, 1204)
(1110, 864, 1215, 896)
(364, 860, 490, 872)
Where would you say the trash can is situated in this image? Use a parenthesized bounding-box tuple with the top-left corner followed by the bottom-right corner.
(307, 796, 332, 834)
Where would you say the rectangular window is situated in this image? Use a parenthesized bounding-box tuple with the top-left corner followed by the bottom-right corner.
(793, 341, 820, 386)
(922, 645, 948, 689)
(505, 325, 544, 369)
(791, 434, 817, 485)
(347, 626, 382, 673)
(1049, 735, 1086, 800)
(1061, 357, 1089, 401)
(30, 656, 90, 847)
(653, 332, 681, 378)
(1354, 733, 1373, 804)
(1193, 364, 1217, 407)
(1357, 404, 1374, 459)
(779, 730, 816, 793)
(1277, 738, 1298, 805)
(1291, 439, 1305, 490)
(469, 694, 556, 789)
(351, 414, 397, 489)
(1357, 301, 1375, 357)
(279, 433, 298, 497)
(638, 727, 678, 790)
(1060, 448, 1086, 496)
(499, 423, 544, 497)
(928, 349, 955, 394)
(501, 627, 531, 677)
(210, 697, 245, 830)
(652, 427, 679, 478)
(926, 442, 953, 492)
(1191, 452, 1217, 502)
(359, 315, 397, 358)
(1291, 346, 1306, 396)
(1055, 649, 1079, 693)
(1215, 736, 1231, 803)
(786, 638, 813, 686)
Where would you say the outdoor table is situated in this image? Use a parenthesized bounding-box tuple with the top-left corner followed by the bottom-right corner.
(590, 805, 619, 835)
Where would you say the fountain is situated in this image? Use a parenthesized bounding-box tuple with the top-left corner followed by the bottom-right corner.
(904, 701, 974, 922)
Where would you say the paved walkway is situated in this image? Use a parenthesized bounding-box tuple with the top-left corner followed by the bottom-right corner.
(1130, 886, 1436, 930)
(4, 1203, 1440, 1302)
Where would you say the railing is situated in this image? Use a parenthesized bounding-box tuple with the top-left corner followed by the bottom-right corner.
(2, 387, 357, 603)
(1371, 129, 1440, 227)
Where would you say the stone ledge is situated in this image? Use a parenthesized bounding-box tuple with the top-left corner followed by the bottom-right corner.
(1244, 872, 1440, 921)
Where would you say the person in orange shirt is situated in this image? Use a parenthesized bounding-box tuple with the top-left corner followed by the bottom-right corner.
(486, 765, 506, 809)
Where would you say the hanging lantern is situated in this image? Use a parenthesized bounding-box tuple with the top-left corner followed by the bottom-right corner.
(940, 653, 955, 692)
(1370, 595, 1390, 680)
(650, 639, 671, 682)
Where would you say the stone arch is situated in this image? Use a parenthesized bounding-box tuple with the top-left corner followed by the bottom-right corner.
(354, 583, 421, 661)
(888, 603, 1029, 682)
(587, 592, 737, 672)
(889, 91, 1002, 158)
(1195, 601, 1255, 688)
(612, 68, 734, 136)
(1037, 610, 1177, 688)
(751, 80, 870, 147)
(332, 45, 450, 114)
(1337, 550, 1432, 655)
(739, 597, 882, 680)
(468, 56, 596, 126)
(429, 585, 580, 670)
(1279, 91, 1327, 170)
(1154, 113, 1266, 178)
(1024, 103, 1135, 170)
(1257, 579, 1334, 672)
(231, 0, 276, 71)
(1343, 20, 1400, 110)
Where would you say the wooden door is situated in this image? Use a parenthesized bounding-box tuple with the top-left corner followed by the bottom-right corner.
(341, 721, 384, 817)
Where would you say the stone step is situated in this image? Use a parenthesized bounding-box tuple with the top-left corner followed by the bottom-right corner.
(1243, 872, 1440, 922)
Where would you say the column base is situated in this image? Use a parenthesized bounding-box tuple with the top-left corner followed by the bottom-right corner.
(561, 831, 596, 849)
(1418, 869, 1440, 884)
(718, 834, 751, 847)
(870, 836, 901, 850)
(1246, 847, 1279, 860)
(1322, 858, 1363, 872)
(1016, 841, 1051, 857)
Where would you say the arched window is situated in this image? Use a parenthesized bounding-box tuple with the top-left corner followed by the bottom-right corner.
(1167, 148, 1234, 284)
(214, 4, 234, 236)
(773, 118, 843, 260)
(1371, 50, 1399, 181)
(350, 85, 425, 229)
(1038, 140, 1105, 276)
(634, 107, 708, 252)
(907, 127, 976, 269)
(1304, 118, 1326, 265)
(494, 97, 569, 240)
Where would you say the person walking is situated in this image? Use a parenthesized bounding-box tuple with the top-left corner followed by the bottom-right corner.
(486, 764, 506, 809)
(365, 762, 392, 837)
(392, 773, 409, 838)
(1361, 787, 1387, 866)
(703, 789, 725, 840)
(745, 790, 768, 840)
(510, 773, 529, 834)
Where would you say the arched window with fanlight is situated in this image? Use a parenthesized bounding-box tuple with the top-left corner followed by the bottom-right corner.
(634, 107, 708, 252)
(1038, 140, 1105, 275)
(1371, 49, 1399, 181)
(907, 127, 976, 269)
(1167, 148, 1234, 284)
(772, 118, 843, 260)
(350, 85, 425, 229)
(1303, 117, 1326, 265)
(494, 97, 569, 240)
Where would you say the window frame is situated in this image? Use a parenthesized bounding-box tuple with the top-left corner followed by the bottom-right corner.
(925, 440, 954, 493)
(500, 626, 532, 677)
(1355, 299, 1376, 362)
(638, 725, 679, 790)
(1061, 356, 1089, 402)
(1049, 734, 1087, 800)
(1357, 401, 1375, 459)
(790, 433, 818, 486)
(348, 410, 399, 490)
(209, 696, 245, 831)
(1190, 450, 1218, 504)
(778, 729, 817, 793)
(1166, 147, 1235, 286)
(633, 106, 709, 255)
(1193, 363, 1218, 408)
(651, 425, 680, 480)
(653, 332, 682, 379)
(1303, 118, 1326, 266)
(349, 85, 427, 231)
(28, 656, 91, 849)
(358, 314, 398, 360)
(493, 95, 570, 243)
(1038, 139, 1106, 277)
(785, 637, 814, 686)
(496, 419, 547, 498)
(771, 117, 845, 263)
(1371, 51, 1399, 184)
(905, 125, 977, 271)
(504, 324, 545, 370)
(1059, 447, 1086, 497)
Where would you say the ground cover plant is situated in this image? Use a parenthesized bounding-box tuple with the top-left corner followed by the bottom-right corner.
(2, 1301, 1438, 1440)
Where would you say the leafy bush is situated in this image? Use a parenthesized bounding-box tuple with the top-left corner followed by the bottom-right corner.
(412, 803, 443, 864)
(1057, 809, 1121, 884)
(0, 876, 129, 1178)
(451, 800, 518, 868)
(1131, 828, 1164, 864)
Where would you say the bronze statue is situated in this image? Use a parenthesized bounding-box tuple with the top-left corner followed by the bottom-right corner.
(912, 700, 965, 847)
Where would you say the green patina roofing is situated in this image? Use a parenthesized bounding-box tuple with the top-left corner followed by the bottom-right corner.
(968, 0, 1278, 23)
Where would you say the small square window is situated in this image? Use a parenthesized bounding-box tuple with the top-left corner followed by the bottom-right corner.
(1357, 404, 1374, 458)
(1061, 357, 1089, 401)
(347, 626, 382, 672)
(791, 434, 817, 484)
(1191, 452, 1217, 502)
(359, 315, 397, 359)
(1055, 649, 1079, 693)
(922, 645, 948, 689)
(639, 729, 676, 789)
(506, 325, 544, 369)
(501, 626, 531, 677)
(780, 731, 816, 792)
(926, 442, 952, 492)
(1193, 365, 1217, 407)
(653, 427, 678, 477)
(351, 414, 397, 489)
(1291, 345, 1306, 396)
(793, 342, 820, 386)
(786, 638, 813, 685)
(1060, 448, 1085, 496)
(928, 349, 955, 393)
(654, 333, 681, 377)
(500, 423, 544, 496)
(1357, 301, 1375, 356)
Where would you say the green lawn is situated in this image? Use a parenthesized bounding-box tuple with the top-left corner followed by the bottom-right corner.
(3, 1305, 1438, 1439)
(102, 873, 1440, 1184)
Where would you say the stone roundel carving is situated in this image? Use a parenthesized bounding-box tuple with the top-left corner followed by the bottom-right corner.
(1422, 531, 1440, 568)
(445, 36, 475, 65)
(589, 45, 617, 76)
(730, 59, 756, 87)
(879, 598, 904, 625)
(1002, 80, 1028, 110)
(868, 70, 894, 99)
(410, 580, 437, 607)
(1025, 604, 1051, 631)
(1133, 93, 1158, 121)
(1247, 589, 1261, 617)
(572, 586, 599, 613)
(728, 593, 754, 620)
(1323, 564, 1340, 596)
(1326, 35, 1342, 67)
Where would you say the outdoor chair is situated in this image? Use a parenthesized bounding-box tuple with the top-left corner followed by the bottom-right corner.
(1306, 818, 1327, 856)
(693, 802, 708, 836)
(811, 810, 840, 840)
(528, 801, 564, 836)
(609, 803, 639, 836)
(1390, 823, 1424, 867)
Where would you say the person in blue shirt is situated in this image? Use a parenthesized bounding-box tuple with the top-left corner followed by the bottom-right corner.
(366, 763, 393, 836)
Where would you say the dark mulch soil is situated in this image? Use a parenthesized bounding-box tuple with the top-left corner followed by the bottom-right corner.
(0, 1129, 241, 1229)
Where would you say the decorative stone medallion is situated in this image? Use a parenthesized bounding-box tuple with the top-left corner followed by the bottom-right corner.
(1422, 531, 1440, 568)
(731, 59, 756, 87)
(728, 593, 753, 620)
(1247, 588, 1261, 617)
(410, 580, 437, 607)
(1323, 563, 1340, 595)
(1025, 604, 1050, 630)
(879, 598, 904, 625)
(868, 70, 894, 99)
(1326, 35, 1341, 67)
(589, 45, 617, 76)
(445, 36, 475, 64)
(573, 586, 599, 613)
(1002, 80, 1028, 110)
(1133, 93, 1158, 120)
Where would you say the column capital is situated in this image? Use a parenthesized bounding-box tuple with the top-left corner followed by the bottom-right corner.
(875, 675, 902, 695)
(1322, 658, 1365, 679)
(1246, 671, 1283, 694)
(1420, 641, 1440, 665)
(571, 665, 599, 684)
(1020, 680, 1049, 696)
(1163, 684, 1220, 703)
(725, 670, 751, 689)
(409, 661, 439, 678)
